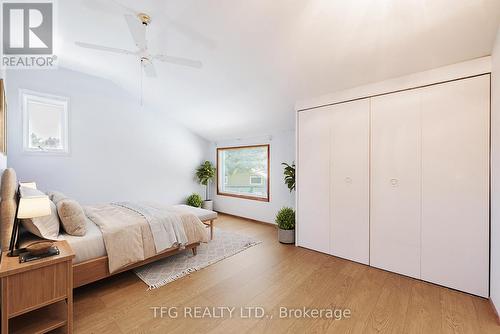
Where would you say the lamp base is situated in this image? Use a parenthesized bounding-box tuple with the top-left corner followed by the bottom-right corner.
(7, 248, 27, 257)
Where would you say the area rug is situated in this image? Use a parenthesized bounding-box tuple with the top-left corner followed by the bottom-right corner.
(134, 229, 262, 289)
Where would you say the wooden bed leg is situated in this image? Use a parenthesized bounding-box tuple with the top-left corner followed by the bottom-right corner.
(210, 220, 214, 240)
(192, 247, 197, 256)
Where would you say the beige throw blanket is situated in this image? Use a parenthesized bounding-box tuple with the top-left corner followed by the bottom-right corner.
(85, 203, 209, 273)
(113, 202, 188, 253)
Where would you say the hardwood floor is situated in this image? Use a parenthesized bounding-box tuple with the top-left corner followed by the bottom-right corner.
(73, 214, 499, 333)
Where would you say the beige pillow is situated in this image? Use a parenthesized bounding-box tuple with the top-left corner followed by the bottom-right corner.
(57, 199, 86, 236)
(21, 200, 60, 240)
(47, 191, 67, 205)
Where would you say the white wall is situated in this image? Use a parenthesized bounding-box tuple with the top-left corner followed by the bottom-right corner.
(5, 68, 209, 205)
(0, 154, 6, 174)
(491, 27, 500, 313)
(0, 69, 7, 176)
(211, 131, 295, 224)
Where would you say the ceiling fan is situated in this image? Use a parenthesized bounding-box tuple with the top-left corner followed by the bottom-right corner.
(75, 11, 203, 78)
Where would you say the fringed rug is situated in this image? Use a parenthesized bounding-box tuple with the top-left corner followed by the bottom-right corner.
(134, 229, 262, 289)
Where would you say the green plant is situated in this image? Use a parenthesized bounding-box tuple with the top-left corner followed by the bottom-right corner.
(186, 193, 203, 208)
(275, 207, 295, 230)
(196, 161, 216, 200)
(282, 162, 295, 192)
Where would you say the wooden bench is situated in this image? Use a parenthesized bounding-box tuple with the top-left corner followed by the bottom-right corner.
(173, 204, 218, 240)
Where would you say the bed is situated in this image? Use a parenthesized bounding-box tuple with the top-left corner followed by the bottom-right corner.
(0, 168, 217, 288)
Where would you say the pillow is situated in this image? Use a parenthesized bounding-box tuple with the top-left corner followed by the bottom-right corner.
(21, 200, 60, 240)
(47, 191, 67, 205)
(57, 199, 86, 236)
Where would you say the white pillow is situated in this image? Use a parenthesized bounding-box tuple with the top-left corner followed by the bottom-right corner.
(21, 200, 60, 240)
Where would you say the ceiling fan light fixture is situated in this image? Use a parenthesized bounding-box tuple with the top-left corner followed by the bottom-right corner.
(138, 13, 151, 26)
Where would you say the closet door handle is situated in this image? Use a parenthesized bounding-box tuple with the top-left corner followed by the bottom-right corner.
(345, 177, 353, 184)
(390, 178, 399, 187)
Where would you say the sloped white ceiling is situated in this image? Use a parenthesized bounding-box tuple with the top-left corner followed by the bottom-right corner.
(57, 0, 500, 141)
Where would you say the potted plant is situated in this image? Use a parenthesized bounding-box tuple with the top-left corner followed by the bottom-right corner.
(196, 161, 216, 210)
(276, 207, 295, 244)
(282, 162, 295, 192)
(186, 193, 203, 208)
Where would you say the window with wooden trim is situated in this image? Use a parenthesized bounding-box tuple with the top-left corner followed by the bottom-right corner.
(217, 145, 270, 202)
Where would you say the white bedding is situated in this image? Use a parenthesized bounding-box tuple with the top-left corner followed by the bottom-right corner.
(112, 202, 188, 253)
(57, 217, 106, 263)
(48, 204, 215, 265)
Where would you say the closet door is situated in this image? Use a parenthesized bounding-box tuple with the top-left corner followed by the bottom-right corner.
(370, 90, 422, 278)
(297, 107, 331, 253)
(421, 75, 489, 297)
(330, 99, 370, 264)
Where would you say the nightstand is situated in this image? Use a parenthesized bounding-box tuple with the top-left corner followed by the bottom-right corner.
(0, 240, 75, 334)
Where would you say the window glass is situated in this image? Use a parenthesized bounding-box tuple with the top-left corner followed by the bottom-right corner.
(22, 91, 69, 153)
(217, 145, 269, 201)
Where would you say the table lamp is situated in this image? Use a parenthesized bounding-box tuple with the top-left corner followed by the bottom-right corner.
(8, 186, 51, 257)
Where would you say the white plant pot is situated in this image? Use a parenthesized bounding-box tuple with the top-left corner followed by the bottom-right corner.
(202, 200, 213, 211)
(278, 228, 295, 244)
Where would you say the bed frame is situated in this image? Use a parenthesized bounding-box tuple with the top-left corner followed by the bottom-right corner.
(73, 242, 199, 288)
(73, 216, 215, 287)
(73, 218, 216, 287)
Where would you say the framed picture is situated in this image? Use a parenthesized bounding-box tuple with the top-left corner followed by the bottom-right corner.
(0, 80, 6, 154)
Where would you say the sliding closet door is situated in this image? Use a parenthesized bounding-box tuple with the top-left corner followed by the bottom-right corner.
(370, 90, 421, 278)
(330, 99, 370, 264)
(297, 107, 331, 253)
(421, 75, 490, 297)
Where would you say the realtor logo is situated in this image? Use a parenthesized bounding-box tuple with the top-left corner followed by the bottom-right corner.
(2, 1, 56, 68)
(3, 2, 53, 54)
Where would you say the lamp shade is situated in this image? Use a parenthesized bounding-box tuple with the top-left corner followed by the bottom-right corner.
(17, 187, 51, 219)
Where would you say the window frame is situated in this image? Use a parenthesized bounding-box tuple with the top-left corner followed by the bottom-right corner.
(216, 144, 270, 202)
(21, 89, 70, 155)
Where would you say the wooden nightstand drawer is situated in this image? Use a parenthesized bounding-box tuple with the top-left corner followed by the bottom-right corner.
(6, 262, 68, 317)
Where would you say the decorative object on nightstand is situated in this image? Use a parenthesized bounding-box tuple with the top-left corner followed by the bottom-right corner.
(0, 240, 75, 334)
(26, 240, 55, 256)
(8, 186, 52, 257)
(20, 241, 59, 263)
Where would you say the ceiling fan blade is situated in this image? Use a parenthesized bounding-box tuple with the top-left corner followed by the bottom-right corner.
(124, 14, 147, 50)
(142, 60, 156, 77)
(75, 41, 136, 55)
(154, 54, 202, 69)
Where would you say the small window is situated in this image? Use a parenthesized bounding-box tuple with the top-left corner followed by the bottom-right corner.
(21, 90, 69, 154)
(217, 145, 270, 202)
